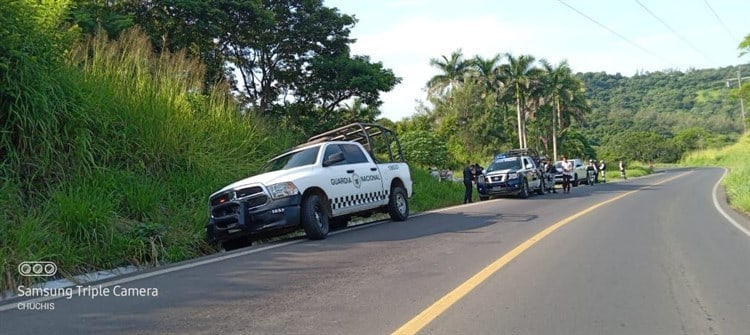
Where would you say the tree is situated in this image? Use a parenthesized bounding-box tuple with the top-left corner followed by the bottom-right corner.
(426, 49, 471, 98)
(299, 53, 400, 113)
(600, 130, 680, 163)
(498, 53, 541, 148)
(399, 130, 452, 168)
(739, 33, 750, 58)
(468, 54, 504, 96)
(539, 60, 574, 160)
(69, 0, 134, 38)
(223, 0, 357, 112)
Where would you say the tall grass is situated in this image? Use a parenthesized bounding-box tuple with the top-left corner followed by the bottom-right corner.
(410, 169, 466, 212)
(682, 133, 750, 213)
(1, 22, 292, 293)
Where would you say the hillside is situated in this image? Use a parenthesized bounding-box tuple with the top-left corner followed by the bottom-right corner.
(579, 66, 746, 145)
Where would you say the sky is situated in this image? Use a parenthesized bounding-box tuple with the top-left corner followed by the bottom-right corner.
(324, 0, 750, 121)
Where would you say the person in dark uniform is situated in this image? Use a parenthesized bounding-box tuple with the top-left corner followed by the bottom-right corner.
(542, 158, 557, 193)
(463, 163, 474, 204)
(472, 163, 483, 182)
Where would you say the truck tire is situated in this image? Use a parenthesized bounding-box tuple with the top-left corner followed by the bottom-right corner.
(387, 185, 409, 221)
(519, 180, 530, 199)
(301, 193, 329, 240)
(479, 195, 489, 201)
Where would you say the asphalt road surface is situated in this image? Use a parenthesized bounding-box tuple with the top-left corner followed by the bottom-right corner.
(2, 167, 749, 335)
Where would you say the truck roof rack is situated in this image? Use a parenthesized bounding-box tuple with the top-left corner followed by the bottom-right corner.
(306, 122, 405, 163)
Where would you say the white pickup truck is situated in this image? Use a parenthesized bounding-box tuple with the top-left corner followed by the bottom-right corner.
(206, 123, 413, 245)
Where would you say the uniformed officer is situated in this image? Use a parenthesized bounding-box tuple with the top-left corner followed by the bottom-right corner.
(463, 163, 474, 203)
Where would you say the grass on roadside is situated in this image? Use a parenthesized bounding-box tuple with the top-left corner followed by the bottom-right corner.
(410, 168, 467, 212)
(681, 133, 750, 213)
(1, 27, 291, 294)
(604, 161, 654, 181)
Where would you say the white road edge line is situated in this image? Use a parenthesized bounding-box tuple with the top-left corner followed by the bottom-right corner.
(712, 168, 750, 238)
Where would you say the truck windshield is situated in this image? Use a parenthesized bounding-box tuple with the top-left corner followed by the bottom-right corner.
(487, 158, 522, 172)
(261, 146, 320, 173)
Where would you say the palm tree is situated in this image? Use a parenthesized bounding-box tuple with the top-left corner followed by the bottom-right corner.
(540, 60, 574, 161)
(540, 60, 589, 160)
(426, 49, 471, 98)
(498, 53, 541, 148)
(468, 54, 503, 96)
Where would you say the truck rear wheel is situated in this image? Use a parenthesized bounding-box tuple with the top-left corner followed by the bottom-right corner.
(519, 180, 530, 199)
(301, 194, 329, 240)
(387, 185, 409, 221)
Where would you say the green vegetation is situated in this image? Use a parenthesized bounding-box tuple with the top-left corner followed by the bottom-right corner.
(409, 169, 466, 212)
(65, 0, 400, 138)
(398, 51, 590, 167)
(0, 3, 291, 291)
(681, 133, 750, 213)
(604, 162, 654, 181)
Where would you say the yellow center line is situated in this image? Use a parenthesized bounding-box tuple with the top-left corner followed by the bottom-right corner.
(392, 170, 693, 335)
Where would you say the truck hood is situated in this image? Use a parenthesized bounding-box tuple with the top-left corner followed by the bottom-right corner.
(485, 169, 516, 176)
(211, 168, 309, 197)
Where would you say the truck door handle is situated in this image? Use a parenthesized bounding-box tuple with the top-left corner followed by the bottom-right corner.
(370, 167, 378, 171)
(347, 169, 355, 173)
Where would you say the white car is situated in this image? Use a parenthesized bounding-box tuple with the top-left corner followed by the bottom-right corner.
(554, 159, 588, 187)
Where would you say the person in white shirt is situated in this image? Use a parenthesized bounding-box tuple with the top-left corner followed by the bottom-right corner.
(561, 155, 573, 193)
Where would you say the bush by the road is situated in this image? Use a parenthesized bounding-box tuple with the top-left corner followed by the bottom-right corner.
(681, 133, 750, 214)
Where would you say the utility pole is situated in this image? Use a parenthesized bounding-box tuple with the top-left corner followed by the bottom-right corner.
(726, 69, 750, 132)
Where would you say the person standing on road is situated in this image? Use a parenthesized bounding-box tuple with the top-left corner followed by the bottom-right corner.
(587, 159, 598, 185)
(599, 160, 607, 183)
(561, 155, 573, 193)
(619, 160, 627, 179)
(543, 158, 557, 193)
(463, 163, 474, 203)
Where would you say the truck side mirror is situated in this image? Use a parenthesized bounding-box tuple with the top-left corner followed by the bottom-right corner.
(525, 163, 533, 169)
(323, 152, 345, 167)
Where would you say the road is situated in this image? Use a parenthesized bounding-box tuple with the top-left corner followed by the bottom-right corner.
(1, 167, 749, 335)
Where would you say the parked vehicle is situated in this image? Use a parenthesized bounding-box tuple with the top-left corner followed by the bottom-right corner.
(206, 123, 413, 246)
(553, 158, 588, 186)
(477, 153, 545, 200)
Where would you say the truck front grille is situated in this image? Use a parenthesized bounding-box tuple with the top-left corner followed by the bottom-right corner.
(246, 195, 269, 209)
(212, 203, 240, 218)
(236, 186, 263, 198)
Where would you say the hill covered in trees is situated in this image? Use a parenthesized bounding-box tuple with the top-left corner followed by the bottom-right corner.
(580, 66, 746, 158)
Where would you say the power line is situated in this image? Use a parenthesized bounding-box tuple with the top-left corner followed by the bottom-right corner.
(556, 0, 674, 67)
(703, 0, 737, 43)
(634, 0, 717, 66)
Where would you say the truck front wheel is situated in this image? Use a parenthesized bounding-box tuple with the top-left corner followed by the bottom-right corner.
(387, 186, 409, 221)
(301, 194, 329, 240)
